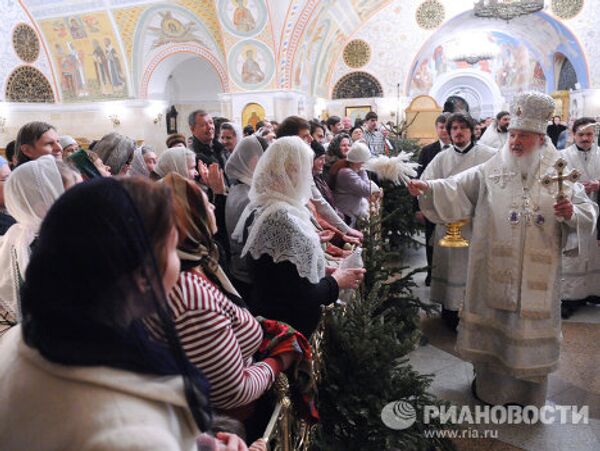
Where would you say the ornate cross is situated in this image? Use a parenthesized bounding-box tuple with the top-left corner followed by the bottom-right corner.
(489, 167, 517, 188)
(541, 158, 580, 200)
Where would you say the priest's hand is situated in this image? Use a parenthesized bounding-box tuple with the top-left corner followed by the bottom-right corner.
(407, 179, 429, 197)
(554, 198, 574, 221)
(583, 180, 600, 194)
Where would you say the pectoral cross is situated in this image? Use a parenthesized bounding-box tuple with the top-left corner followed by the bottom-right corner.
(489, 167, 517, 188)
(540, 158, 580, 200)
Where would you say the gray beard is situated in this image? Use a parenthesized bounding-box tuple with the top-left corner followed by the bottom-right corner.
(511, 150, 541, 181)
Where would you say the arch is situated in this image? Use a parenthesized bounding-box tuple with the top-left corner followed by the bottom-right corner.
(132, 4, 226, 95)
(405, 10, 589, 97)
(557, 57, 577, 91)
(429, 69, 504, 119)
(332, 71, 383, 100)
(140, 44, 229, 99)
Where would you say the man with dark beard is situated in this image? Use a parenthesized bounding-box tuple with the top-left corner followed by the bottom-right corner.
(479, 111, 510, 150)
(408, 92, 597, 407)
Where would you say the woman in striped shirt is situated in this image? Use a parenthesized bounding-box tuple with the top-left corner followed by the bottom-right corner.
(162, 173, 295, 415)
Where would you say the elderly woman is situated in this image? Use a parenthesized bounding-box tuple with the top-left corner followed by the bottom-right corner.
(233, 136, 365, 337)
(0, 177, 249, 449)
(93, 132, 136, 176)
(331, 142, 380, 226)
(0, 157, 16, 235)
(162, 173, 294, 417)
(224, 135, 268, 301)
(152, 147, 198, 180)
(129, 145, 158, 177)
(0, 156, 68, 333)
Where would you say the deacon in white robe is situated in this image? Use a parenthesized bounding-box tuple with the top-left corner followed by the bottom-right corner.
(421, 113, 495, 324)
(560, 118, 600, 309)
(409, 92, 597, 407)
(479, 111, 510, 150)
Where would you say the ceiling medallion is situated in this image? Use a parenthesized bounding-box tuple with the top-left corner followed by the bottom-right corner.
(343, 39, 371, 69)
(12, 23, 40, 63)
(416, 0, 445, 30)
(5, 66, 54, 103)
(551, 0, 584, 19)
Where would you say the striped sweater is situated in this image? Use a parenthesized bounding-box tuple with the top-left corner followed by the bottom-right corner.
(168, 269, 275, 409)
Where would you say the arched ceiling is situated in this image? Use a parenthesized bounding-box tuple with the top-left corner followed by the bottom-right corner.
(6, 0, 596, 103)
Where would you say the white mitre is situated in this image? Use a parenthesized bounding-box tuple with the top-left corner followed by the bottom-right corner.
(508, 91, 555, 135)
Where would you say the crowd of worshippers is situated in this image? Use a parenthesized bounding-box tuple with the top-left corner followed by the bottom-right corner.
(415, 107, 600, 330)
(0, 111, 392, 449)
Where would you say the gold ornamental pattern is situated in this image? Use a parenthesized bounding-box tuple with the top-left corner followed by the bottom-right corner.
(5, 66, 55, 103)
(416, 0, 445, 30)
(12, 23, 40, 63)
(343, 39, 371, 69)
(551, 0, 584, 19)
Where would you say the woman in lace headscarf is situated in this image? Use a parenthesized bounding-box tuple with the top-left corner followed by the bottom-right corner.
(224, 135, 268, 301)
(233, 136, 365, 337)
(0, 155, 66, 332)
(152, 147, 198, 180)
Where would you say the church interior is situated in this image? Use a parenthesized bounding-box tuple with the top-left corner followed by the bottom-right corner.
(0, 1, 599, 450)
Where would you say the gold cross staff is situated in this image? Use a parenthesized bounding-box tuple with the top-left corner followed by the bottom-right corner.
(540, 158, 580, 200)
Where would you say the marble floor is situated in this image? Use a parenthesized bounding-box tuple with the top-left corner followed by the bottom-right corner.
(402, 239, 600, 451)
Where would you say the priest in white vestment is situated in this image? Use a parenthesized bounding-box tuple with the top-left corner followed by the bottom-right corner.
(421, 112, 495, 328)
(408, 92, 597, 407)
(560, 117, 600, 317)
(479, 111, 510, 150)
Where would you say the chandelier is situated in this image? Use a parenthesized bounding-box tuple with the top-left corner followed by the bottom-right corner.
(474, 0, 544, 21)
(446, 33, 500, 65)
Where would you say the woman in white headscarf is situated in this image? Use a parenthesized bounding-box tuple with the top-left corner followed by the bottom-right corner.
(224, 135, 268, 301)
(152, 147, 198, 180)
(232, 136, 365, 337)
(0, 155, 65, 333)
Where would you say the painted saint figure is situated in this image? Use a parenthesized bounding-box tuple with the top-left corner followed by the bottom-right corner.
(233, 0, 256, 33)
(92, 39, 110, 92)
(68, 17, 87, 40)
(241, 49, 264, 84)
(67, 41, 87, 97)
(104, 38, 125, 89)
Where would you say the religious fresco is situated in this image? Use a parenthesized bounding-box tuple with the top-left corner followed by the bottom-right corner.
(228, 39, 274, 89)
(351, 0, 388, 21)
(241, 102, 266, 128)
(408, 31, 547, 98)
(146, 11, 207, 48)
(40, 12, 128, 101)
(218, 0, 267, 37)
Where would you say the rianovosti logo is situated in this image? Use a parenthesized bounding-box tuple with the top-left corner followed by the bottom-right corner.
(381, 400, 589, 430)
(381, 400, 417, 430)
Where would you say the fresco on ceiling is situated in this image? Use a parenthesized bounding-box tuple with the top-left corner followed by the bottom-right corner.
(147, 11, 207, 48)
(352, 0, 387, 20)
(408, 31, 547, 98)
(228, 40, 274, 89)
(41, 12, 128, 101)
(292, 15, 331, 93)
(218, 0, 267, 37)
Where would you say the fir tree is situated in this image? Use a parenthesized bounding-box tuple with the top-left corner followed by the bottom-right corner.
(313, 198, 453, 450)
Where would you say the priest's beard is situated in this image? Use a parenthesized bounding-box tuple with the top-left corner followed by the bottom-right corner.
(511, 147, 542, 181)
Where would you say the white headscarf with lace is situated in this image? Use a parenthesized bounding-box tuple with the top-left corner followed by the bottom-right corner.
(154, 147, 195, 179)
(232, 136, 325, 283)
(0, 155, 65, 321)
